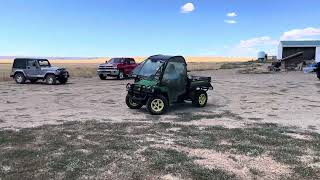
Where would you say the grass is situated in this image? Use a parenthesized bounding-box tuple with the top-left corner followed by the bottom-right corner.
(0, 120, 319, 179)
(174, 110, 243, 122)
(142, 148, 236, 180)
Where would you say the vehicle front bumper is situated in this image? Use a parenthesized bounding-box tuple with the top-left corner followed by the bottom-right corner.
(127, 83, 157, 103)
(97, 69, 119, 76)
(57, 71, 70, 79)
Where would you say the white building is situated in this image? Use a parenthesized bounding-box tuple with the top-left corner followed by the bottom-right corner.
(278, 40, 320, 62)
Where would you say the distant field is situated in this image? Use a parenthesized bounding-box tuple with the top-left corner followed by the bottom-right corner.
(0, 56, 253, 81)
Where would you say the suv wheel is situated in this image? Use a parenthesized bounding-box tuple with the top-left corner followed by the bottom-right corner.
(14, 73, 26, 84)
(46, 74, 57, 85)
(59, 78, 68, 84)
(146, 95, 169, 115)
(99, 74, 106, 80)
(117, 70, 125, 80)
(126, 94, 143, 109)
(192, 90, 208, 107)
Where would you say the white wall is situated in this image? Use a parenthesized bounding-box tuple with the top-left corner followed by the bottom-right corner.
(316, 47, 320, 62)
(277, 43, 283, 59)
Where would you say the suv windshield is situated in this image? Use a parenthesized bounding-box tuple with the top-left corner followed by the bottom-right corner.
(38, 60, 51, 67)
(107, 58, 124, 63)
(132, 59, 164, 78)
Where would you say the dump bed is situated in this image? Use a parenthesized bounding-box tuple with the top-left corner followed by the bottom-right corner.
(188, 75, 213, 90)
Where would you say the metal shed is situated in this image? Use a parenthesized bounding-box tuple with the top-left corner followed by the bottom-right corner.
(278, 40, 320, 63)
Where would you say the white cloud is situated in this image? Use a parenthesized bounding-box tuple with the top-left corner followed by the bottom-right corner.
(227, 12, 237, 17)
(239, 36, 278, 48)
(227, 36, 278, 57)
(181, 3, 195, 13)
(281, 27, 320, 40)
(224, 20, 237, 24)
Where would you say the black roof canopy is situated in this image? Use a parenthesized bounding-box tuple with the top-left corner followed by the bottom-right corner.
(14, 58, 49, 61)
(148, 55, 187, 64)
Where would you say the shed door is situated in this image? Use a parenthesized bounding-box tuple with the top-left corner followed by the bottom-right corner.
(282, 47, 316, 60)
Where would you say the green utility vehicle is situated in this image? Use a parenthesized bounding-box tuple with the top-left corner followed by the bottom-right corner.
(126, 55, 213, 115)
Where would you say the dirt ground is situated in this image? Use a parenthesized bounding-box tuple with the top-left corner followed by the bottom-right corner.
(0, 69, 320, 179)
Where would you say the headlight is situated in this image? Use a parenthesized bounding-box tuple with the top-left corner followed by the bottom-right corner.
(147, 86, 155, 93)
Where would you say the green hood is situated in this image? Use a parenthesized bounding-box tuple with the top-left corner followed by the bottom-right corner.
(135, 79, 159, 87)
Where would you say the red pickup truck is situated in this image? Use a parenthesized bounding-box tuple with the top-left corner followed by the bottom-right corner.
(97, 58, 138, 80)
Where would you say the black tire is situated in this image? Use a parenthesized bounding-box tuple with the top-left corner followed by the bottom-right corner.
(192, 90, 208, 107)
(14, 73, 26, 84)
(117, 70, 125, 80)
(317, 71, 320, 80)
(46, 74, 56, 85)
(99, 74, 106, 80)
(59, 78, 68, 84)
(126, 95, 143, 109)
(146, 95, 169, 115)
(29, 79, 38, 83)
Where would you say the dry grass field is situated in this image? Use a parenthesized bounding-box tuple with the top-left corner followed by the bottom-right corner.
(0, 57, 252, 82)
(0, 60, 320, 179)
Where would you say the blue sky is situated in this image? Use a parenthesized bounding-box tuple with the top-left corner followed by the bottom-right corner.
(0, 0, 320, 57)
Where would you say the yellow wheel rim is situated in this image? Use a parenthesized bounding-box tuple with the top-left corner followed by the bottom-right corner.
(199, 94, 207, 105)
(151, 99, 164, 112)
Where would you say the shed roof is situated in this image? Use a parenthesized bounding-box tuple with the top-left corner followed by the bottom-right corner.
(280, 40, 320, 47)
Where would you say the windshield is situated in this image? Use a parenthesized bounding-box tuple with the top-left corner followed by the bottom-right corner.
(132, 59, 164, 78)
(38, 60, 51, 67)
(107, 58, 124, 63)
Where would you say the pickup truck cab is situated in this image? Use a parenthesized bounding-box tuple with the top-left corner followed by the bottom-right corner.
(10, 58, 69, 85)
(126, 55, 213, 115)
(97, 58, 138, 80)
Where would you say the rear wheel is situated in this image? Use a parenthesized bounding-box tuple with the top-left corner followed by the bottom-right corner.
(146, 95, 169, 115)
(192, 90, 208, 107)
(126, 95, 143, 109)
(59, 78, 68, 84)
(99, 74, 106, 80)
(117, 70, 125, 80)
(14, 73, 26, 84)
(46, 74, 56, 85)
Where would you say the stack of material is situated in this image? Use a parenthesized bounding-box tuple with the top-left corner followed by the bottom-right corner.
(268, 61, 282, 72)
(280, 52, 304, 70)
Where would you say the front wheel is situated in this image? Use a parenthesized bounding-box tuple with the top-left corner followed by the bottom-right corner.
(192, 90, 208, 107)
(99, 74, 106, 80)
(126, 95, 143, 109)
(46, 74, 57, 85)
(146, 95, 169, 115)
(117, 70, 125, 80)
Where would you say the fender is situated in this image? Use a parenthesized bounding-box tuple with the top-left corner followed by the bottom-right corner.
(12, 70, 27, 78)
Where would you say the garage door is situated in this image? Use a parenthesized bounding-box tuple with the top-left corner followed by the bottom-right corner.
(283, 47, 316, 60)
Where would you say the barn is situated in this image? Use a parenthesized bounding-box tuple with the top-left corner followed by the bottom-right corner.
(277, 41, 320, 69)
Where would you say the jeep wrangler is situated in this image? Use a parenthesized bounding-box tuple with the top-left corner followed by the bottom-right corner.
(10, 58, 69, 85)
(126, 55, 213, 115)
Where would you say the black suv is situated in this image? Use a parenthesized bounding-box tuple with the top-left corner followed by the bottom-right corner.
(10, 58, 70, 85)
